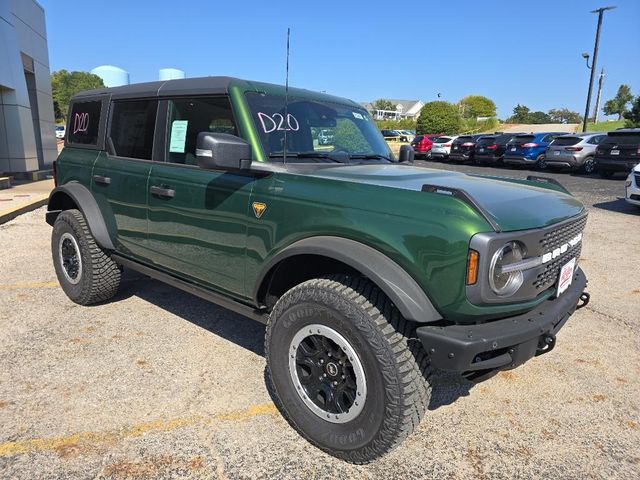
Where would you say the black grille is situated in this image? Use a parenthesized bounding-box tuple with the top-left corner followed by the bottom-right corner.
(635, 174, 640, 186)
(539, 215, 587, 251)
(534, 215, 587, 291)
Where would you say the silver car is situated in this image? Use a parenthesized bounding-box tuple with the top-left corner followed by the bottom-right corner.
(545, 132, 607, 174)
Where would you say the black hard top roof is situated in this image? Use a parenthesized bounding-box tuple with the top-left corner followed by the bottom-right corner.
(72, 76, 236, 100)
(71, 76, 360, 107)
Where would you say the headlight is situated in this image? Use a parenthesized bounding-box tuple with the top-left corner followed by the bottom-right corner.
(626, 175, 632, 187)
(489, 241, 525, 296)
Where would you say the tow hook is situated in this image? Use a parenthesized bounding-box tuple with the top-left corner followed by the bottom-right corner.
(576, 292, 590, 310)
(536, 333, 556, 356)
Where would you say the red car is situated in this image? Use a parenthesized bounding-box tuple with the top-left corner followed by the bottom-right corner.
(411, 134, 441, 158)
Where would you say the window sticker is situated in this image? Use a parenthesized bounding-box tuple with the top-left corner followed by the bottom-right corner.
(352, 112, 364, 120)
(169, 120, 189, 153)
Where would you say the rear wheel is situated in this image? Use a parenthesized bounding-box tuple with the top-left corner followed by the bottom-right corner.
(265, 275, 431, 463)
(51, 209, 121, 305)
(582, 156, 595, 174)
(535, 154, 547, 170)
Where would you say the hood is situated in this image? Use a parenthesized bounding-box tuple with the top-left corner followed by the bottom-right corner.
(309, 164, 585, 232)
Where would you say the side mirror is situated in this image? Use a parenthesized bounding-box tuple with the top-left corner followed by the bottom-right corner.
(195, 132, 252, 170)
(398, 144, 415, 163)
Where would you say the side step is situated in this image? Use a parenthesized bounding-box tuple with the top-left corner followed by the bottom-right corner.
(111, 254, 269, 324)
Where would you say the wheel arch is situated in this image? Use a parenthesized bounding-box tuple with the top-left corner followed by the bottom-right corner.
(254, 236, 442, 323)
(46, 182, 114, 250)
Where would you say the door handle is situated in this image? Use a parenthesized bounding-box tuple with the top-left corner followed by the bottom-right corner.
(93, 175, 111, 185)
(150, 185, 175, 199)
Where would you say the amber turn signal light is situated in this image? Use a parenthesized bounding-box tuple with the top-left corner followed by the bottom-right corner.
(466, 250, 479, 285)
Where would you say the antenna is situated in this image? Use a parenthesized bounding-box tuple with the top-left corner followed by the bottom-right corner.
(283, 27, 290, 165)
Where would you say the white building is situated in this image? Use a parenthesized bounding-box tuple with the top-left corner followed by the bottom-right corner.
(362, 99, 425, 120)
(0, 0, 56, 174)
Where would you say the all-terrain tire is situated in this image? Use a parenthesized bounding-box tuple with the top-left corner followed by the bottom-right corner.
(51, 209, 121, 305)
(265, 275, 432, 464)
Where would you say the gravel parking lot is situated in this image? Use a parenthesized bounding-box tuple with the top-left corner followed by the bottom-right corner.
(1, 164, 639, 479)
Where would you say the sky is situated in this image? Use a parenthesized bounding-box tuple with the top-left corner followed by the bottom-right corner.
(39, 0, 640, 120)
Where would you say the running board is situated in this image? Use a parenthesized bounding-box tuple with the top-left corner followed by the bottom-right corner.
(111, 254, 269, 324)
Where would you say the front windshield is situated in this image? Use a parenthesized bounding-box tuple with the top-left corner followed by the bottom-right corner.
(245, 92, 393, 162)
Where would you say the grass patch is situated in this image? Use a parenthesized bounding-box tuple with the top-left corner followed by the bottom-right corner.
(586, 120, 625, 132)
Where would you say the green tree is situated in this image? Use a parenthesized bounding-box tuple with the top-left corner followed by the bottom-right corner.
(333, 118, 370, 152)
(506, 104, 531, 123)
(603, 84, 633, 120)
(371, 99, 396, 112)
(458, 95, 496, 119)
(548, 108, 582, 124)
(416, 101, 462, 135)
(528, 111, 551, 124)
(51, 70, 105, 121)
(624, 96, 640, 128)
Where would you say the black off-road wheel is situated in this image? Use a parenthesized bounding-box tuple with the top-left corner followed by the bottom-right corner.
(265, 275, 432, 464)
(51, 209, 121, 305)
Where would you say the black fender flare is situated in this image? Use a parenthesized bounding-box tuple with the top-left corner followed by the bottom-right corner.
(45, 182, 115, 250)
(255, 236, 442, 323)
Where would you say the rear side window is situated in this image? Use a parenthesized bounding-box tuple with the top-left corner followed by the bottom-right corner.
(434, 137, 452, 143)
(512, 135, 535, 144)
(477, 136, 496, 145)
(552, 136, 580, 146)
(413, 135, 424, 142)
(67, 101, 101, 145)
(109, 100, 158, 159)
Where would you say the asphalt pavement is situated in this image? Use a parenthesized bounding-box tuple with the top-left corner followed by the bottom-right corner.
(0, 162, 638, 479)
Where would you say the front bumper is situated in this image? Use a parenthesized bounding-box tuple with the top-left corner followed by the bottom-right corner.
(416, 268, 588, 381)
(595, 157, 639, 172)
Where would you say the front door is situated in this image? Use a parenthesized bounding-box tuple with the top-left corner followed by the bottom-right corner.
(92, 99, 158, 260)
(146, 96, 254, 299)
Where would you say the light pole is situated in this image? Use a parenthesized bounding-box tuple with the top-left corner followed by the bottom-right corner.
(582, 6, 616, 132)
(593, 68, 606, 124)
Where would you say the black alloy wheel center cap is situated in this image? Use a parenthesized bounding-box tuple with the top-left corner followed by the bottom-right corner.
(325, 362, 339, 377)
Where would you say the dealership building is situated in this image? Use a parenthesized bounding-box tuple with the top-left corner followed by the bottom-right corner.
(0, 0, 56, 175)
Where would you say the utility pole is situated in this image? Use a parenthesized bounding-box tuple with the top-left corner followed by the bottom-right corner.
(592, 67, 605, 124)
(582, 6, 616, 132)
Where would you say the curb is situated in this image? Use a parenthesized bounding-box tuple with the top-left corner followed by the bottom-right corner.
(0, 195, 49, 225)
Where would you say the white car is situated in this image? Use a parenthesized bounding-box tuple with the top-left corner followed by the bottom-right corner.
(429, 136, 458, 161)
(625, 164, 640, 209)
(55, 125, 65, 139)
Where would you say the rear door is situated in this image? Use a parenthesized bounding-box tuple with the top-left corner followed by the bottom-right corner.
(507, 134, 535, 155)
(600, 132, 640, 160)
(547, 136, 580, 159)
(92, 99, 158, 260)
(146, 96, 255, 299)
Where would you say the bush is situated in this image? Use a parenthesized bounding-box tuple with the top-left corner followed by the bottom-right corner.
(416, 101, 462, 135)
(624, 96, 640, 128)
(374, 119, 417, 131)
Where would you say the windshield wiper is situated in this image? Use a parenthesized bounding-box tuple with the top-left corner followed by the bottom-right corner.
(268, 152, 345, 163)
(348, 154, 393, 162)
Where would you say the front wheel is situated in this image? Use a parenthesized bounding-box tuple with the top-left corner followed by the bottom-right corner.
(535, 154, 547, 170)
(265, 276, 431, 464)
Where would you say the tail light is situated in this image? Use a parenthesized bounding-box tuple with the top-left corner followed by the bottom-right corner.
(52, 160, 58, 187)
(486, 144, 498, 150)
(462, 142, 474, 147)
(522, 143, 538, 148)
(444, 143, 452, 147)
(564, 147, 583, 151)
(636, 147, 640, 155)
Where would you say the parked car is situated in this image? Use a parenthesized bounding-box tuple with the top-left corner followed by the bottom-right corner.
(380, 129, 409, 142)
(398, 130, 416, 142)
(594, 129, 640, 178)
(55, 125, 65, 139)
(47, 76, 590, 462)
(625, 164, 640, 209)
(544, 132, 606, 174)
(449, 134, 485, 163)
(411, 134, 440, 158)
(317, 129, 334, 145)
(429, 136, 457, 160)
(474, 134, 522, 165)
(503, 132, 565, 169)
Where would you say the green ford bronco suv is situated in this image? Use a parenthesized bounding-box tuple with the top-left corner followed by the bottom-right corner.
(47, 77, 590, 463)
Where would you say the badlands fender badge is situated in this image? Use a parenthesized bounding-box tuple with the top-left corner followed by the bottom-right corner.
(252, 202, 267, 218)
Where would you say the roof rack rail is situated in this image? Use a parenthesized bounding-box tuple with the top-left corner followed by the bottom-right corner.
(421, 184, 501, 232)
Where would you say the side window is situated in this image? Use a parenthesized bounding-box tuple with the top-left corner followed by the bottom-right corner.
(589, 135, 605, 144)
(67, 101, 101, 145)
(165, 97, 237, 165)
(109, 100, 158, 160)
